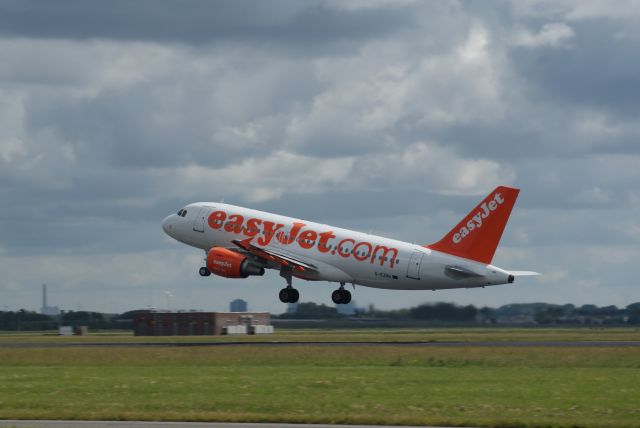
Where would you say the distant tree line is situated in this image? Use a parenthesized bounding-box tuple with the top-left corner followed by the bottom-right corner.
(277, 301, 640, 325)
(2, 302, 640, 331)
(277, 302, 480, 322)
(531, 303, 640, 325)
(0, 309, 58, 331)
(0, 310, 140, 331)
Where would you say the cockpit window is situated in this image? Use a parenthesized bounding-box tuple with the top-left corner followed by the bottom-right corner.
(177, 209, 188, 217)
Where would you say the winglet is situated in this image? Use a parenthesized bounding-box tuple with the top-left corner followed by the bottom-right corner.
(427, 186, 520, 264)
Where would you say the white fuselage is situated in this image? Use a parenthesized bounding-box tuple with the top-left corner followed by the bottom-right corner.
(162, 202, 512, 291)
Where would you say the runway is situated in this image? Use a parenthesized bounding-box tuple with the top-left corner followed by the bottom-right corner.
(1, 340, 639, 348)
(0, 422, 462, 428)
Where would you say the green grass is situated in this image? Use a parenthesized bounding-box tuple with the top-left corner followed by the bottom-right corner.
(1, 330, 639, 427)
(1, 326, 639, 343)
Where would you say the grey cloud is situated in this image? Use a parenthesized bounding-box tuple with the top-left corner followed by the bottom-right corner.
(511, 19, 640, 116)
(2, 1, 640, 312)
(12, 48, 327, 169)
(24, 81, 270, 169)
(420, 118, 544, 160)
(0, 0, 416, 51)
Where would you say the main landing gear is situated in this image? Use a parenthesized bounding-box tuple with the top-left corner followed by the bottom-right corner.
(331, 282, 351, 305)
(279, 287, 299, 304)
(278, 266, 300, 303)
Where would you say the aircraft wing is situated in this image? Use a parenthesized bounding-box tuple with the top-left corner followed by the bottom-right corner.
(232, 238, 318, 273)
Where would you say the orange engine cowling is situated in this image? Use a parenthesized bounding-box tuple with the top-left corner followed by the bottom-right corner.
(206, 247, 265, 279)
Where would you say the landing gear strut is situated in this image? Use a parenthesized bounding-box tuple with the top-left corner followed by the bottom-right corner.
(331, 282, 351, 304)
(278, 266, 300, 303)
(199, 252, 211, 277)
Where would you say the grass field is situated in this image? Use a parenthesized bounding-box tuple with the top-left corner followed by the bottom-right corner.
(1, 328, 639, 427)
(1, 326, 640, 343)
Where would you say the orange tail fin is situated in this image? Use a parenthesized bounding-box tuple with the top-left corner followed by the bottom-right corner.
(427, 186, 520, 264)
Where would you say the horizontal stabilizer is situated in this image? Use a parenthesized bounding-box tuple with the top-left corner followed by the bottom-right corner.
(508, 271, 540, 276)
(445, 265, 484, 280)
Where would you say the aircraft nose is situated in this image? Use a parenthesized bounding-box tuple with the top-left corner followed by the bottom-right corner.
(162, 215, 175, 236)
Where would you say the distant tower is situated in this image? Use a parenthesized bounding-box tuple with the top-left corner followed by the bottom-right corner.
(230, 299, 248, 312)
(40, 283, 60, 316)
(42, 284, 47, 309)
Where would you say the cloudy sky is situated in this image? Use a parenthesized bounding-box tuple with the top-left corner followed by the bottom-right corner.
(2, 0, 640, 314)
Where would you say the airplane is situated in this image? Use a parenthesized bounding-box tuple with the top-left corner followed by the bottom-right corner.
(161, 186, 538, 304)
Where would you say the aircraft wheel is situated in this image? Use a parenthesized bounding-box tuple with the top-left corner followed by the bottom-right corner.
(331, 289, 343, 304)
(279, 288, 291, 303)
(288, 288, 300, 303)
(332, 289, 352, 304)
(341, 289, 352, 304)
(199, 267, 211, 277)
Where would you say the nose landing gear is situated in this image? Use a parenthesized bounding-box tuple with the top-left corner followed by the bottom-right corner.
(278, 266, 300, 303)
(331, 282, 351, 304)
(199, 252, 211, 276)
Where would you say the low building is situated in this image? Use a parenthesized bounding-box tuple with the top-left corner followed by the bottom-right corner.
(133, 311, 271, 336)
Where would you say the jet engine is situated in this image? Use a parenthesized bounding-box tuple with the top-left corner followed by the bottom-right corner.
(206, 247, 265, 278)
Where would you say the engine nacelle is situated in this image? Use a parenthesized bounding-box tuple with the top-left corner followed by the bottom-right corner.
(206, 247, 265, 279)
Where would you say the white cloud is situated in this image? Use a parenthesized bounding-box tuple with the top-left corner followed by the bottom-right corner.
(513, 22, 575, 48)
(171, 140, 514, 204)
(0, 38, 185, 94)
(512, 0, 640, 21)
(572, 187, 611, 205)
(329, 0, 419, 11)
(586, 246, 640, 265)
(0, 249, 200, 311)
(285, 22, 507, 158)
(352, 141, 515, 195)
(538, 270, 569, 284)
(179, 152, 355, 203)
(0, 91, 27, 163)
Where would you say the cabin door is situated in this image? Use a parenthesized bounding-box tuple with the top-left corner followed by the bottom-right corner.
(406, 251, 424, 280)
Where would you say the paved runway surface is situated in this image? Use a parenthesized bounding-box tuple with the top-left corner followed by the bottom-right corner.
(0, 421, 464, 428)
(1, 340, 639, 348)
